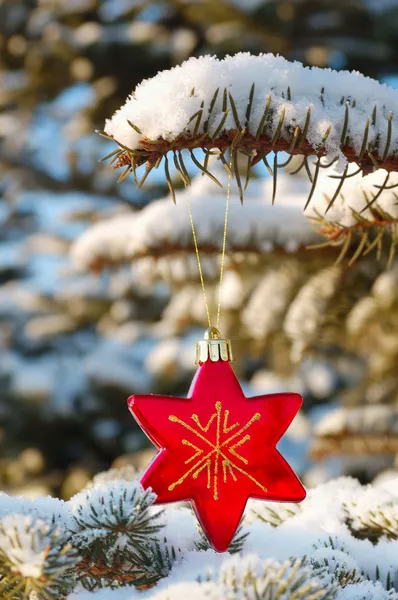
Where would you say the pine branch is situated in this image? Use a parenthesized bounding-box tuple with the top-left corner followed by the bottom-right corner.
(70, 174, 324, 274)
(202, 556, 337, 600)
(0, 515, 77, 600)
(103, 54, 398, 208)
(310, 434, 398, 460)
(311, 205, 398, 266)
(69, 481, 171, 589)
(249, 502, 301, 528)
(311, 542, 364, 587)
(284, 266, 344, 361)
(194, 521, 249, 554)
(346, 505, 398, 543)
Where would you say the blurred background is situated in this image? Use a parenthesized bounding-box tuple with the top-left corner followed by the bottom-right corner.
(1, 0, 398, 501)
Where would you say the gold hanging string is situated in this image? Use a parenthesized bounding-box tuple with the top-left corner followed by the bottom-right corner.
(187, 166, 232, 330)
(216, 171, 231, 330)
(187, 197, 212, 328)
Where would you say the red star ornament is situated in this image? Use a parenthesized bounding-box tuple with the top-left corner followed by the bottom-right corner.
(128, 358, 306, 552)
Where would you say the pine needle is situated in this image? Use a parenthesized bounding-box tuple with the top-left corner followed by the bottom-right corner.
(164, 154, 176, 204)
(190, 150, 222, 187)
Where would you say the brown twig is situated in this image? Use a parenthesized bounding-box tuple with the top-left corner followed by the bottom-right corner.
(114, 130, 398, 175)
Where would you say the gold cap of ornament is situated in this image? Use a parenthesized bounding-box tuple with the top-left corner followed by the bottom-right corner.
(195, 327, 233, 364)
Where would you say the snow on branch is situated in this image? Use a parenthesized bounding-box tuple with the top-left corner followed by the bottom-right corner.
(69, 480, 168, 589)
(71, 171, 321, 275)
(308, 168, 398, 265)
(0, 515, 77, 598)
(311, 405, 398, 460)
(103, 53, 398, 207)
(284, 265, 343, 361)
(127, 176, 318, 258)
(1, 476, 398, 598)
(71, 214, 137, 272)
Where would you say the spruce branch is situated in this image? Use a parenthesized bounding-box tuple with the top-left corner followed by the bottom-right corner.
(344, 492, 398, 543)
(103, 54, 398, 208)
(203, 556, 337, 600)
(306, 167, 398, 263)
(249, 502, 301, 528)
(310, 405, 398, 460)
(310, 434, 398, 461)
(0, 515, 77, 600)
(284, 266, 344, 361)
(69, 481, 170, 589)
(311, 540, 364, 588)
(194, 521, 249, 554)
(311, 206, 398, 266)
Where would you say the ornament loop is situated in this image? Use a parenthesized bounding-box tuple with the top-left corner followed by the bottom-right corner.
(196, 327, 233, 364)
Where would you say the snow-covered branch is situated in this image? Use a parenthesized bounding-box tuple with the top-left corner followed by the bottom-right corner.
(71, 171, 320, 275)
(2, 474, 398, 598)
(104, 53, 398, 207)
(308, 168, 398, 265)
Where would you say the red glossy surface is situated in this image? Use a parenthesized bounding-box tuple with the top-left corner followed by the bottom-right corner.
(128, 360, 306, 552)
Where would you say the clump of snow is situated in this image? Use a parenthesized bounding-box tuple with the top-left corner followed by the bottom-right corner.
(0, 516, 53, 579)
(126, 173, 317, 259)
(145, 335, 196, 380)
(335, 581, 398, 599)
(372, 267, 398, 309)
(347, 296, 378, 337)
(308, 167, 398, 225)
(69, 480, 163, 562)
(0, 475, 397, 599)
(84, 340, 151, 394)
(311, 546, 364, 586)
(315, 405, 398, 436)
(71, 214, 136, 272)
(105, 53, 398, 163)
(160, 285, 214, 330)
(0, 515, 75, 581)
(69, 480, 158, 530)
(241, 265, 302, 340)
(88, 465, 139, 487)
(71, 168, 318, 278)
(0, 492, 69, 525)
(135, 254, 221, 285)
(346, 265, 398, 340)
(284, 266, 342, 361)
(301, 360, 338, 399)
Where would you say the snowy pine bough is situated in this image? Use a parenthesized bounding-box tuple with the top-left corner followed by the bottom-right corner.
(103, 53, 398, 209)
(2, 473, 398, 598)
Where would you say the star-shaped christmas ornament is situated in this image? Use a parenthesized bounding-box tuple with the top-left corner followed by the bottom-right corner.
(128, 328, 306, 552)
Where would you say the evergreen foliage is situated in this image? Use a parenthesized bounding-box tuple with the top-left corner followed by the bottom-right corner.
(2, 1, 398, 599)
(0, 475, 398, 598)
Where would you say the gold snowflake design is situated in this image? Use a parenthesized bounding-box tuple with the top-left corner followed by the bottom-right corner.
(168, 401, 267, 501)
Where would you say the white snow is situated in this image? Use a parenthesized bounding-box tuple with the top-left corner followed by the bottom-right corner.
(0, 514, 73, 581)
(335, 581, 398, 599)
(284, 266, 342, 361)
(0, 492, 69, 524)
(1, 475, 398, 599)
(315, 405, 398, 436)
(71, 214, 137, 271)
(241, 266, 301, 340)
(372, 267, 398, 309)
(126, 173, 317, 258)
(71, 168, 318, 278)
(105, 53, 398, 163)
(0, 516, 53, 579)
(84, 340, 151, 394)
(308, 167, 398, 226)
(145, 336, 196, 380)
